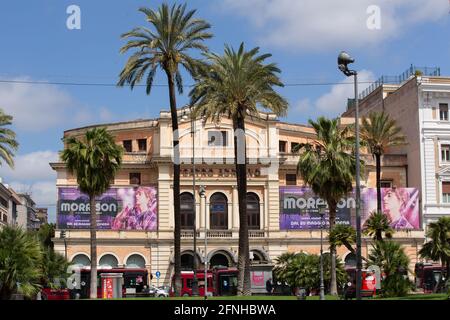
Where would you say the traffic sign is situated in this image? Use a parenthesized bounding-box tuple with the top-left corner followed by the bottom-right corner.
(155, 271, 161, 279)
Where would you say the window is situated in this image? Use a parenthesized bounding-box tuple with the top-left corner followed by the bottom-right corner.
(279, 141, 287, 153)
(443, 182, 450, 203)
(380, 181, 393, 188)
(291, 142, 300, 153)
(442, 145, 450, 162)
(123, 140, 132, 152)
(129, 173, 141, 185)
(180, 193, 195, 229)
(138, 139, 147, 152)
(0, 197, 8, 208)
(439, 103, 448, 121)
(247, 193, 260, 230)
(286, 174, 297, 186)
(210, 193, 228, 229)
(208, 131, 227, 146)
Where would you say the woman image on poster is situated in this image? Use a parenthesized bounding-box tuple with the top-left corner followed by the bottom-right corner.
(382, 188, 419, 229)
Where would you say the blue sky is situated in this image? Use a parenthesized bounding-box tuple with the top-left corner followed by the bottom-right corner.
(0, 0, 449, 222)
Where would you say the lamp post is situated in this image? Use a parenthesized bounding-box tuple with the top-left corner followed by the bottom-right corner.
(199, 185, 207, 297)
(190, 107, 199, 296)
(337, 51, 362, 300)
(60, 230, 67, 260)
(318, 203, 326, 301)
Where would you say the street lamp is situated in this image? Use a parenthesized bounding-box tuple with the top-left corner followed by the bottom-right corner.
(317, 202, 326, 301)
(199, 185, 208, 297)
(184, 107, 199, 296)
(337, 51, 362, 300)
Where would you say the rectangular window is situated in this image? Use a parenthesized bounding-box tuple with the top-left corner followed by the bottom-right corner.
(380, 181, 393, 188)
(443, 182, 450, 203)
(441, 145, 450, 162)
(439, 103, 448, 121)
(291, 142, 300, 153)
(279, 141, 287, 153)
(0, 197, 8, 208)
(123, 140, 132, 152)
(129, 173, 141, 185)
(286, 174, 297, 186)
(208, 131, 227, 146)
(138, 139, 147, 152)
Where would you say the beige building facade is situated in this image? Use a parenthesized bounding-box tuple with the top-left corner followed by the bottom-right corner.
(52, 106, 424, 286)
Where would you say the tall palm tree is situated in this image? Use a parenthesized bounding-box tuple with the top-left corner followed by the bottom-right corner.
(60, 128, 123, 299)
(363, 211, 394, 241)
(0, 225, 43, 300)
(360, 112, 406, 212)
(190, 43, 288, 295)
(118, 3, 212, 295)
(329, 224, 368, 263)
(0, 108, 19, 168)
(297, 117, 360, 295)
(419, 217, 450, 290)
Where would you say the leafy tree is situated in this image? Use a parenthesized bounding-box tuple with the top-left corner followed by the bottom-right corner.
(60, 128, 122, 298)
(363, 211, 394, 241)
(40, 248, 69, 289)
(360, 112, 406, 212)
(37, 223, 56, 250)
(0, 225, 43, 299)
(0, 108, 18, 168)
(368, 240, 411, 297)
(419, 217, 450, 292)
(190, 43, 288, 295)
(297, 117, 361, 295)
(118, 3, 212, 295)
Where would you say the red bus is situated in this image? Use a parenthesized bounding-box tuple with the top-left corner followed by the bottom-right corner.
(74, 267, 149, 299)
(415, 262, 447, 293)
(344, 268, 377, 298)
(170, 267, 238, 297)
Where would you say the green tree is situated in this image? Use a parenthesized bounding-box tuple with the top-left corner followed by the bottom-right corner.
(363, 211, 394, 242)
(0, 225, 43, 299)
(40, 248, 69, 289)
(360, 112, 406, 212)
(273, 252, 298, 287)
(118, 3, 211, 296)
(368, 240, 411, 297)
(37, 223, 56, 250)
(296, 117, 360, 295)
(419, 217, 450, 292)
(60, 128, 123, 298)
(0, 108, 19, 168)
(190, 43, 288, 295)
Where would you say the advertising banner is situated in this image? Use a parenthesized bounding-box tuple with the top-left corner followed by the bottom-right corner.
(57, 186, 157, 230)
(279, 186, 420, 230)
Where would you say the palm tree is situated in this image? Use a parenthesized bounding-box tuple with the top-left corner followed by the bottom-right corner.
(363, 211, 394, 241)
(118, 3, 212, 296)
(297, 117, 360, 295)
(329, 224, 368, 263)
(368, 240, 411, 297)
(60, 128, 123, 299)
(190, 43, 288, 295)
(40, 248, 69, 290)
(0, 225, 43, 300)
(419, 217, 450, 291)
(0, 108, 19, 168)
(360, 112, 406, 212)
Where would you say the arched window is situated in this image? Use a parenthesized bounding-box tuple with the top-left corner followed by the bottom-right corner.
(99, 254, 119, 268)
(210, 253, 230, 268)
(210, 193, 228, 229)
(247, 193, 260, 230)
(126, 254, 146, 269)
(180, 192, 195, 229)
(344, 253, 357, 268)
(71, 254, 90, 267)
(181, 253, 194, 271)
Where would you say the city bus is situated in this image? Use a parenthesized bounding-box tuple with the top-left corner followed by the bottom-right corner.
(415, 262, 447, 293)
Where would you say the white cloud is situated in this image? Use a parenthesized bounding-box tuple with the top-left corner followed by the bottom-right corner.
(10, 181, 56, 207)
(0, 77, 117, 132)
(293, 98, 312, 114)
(0, 150, 58, 181)
(220, 0, 448, 51)
(315, 70, 376, 116)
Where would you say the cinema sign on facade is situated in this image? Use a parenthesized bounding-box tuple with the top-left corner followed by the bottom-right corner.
(51, 107, 424, 285)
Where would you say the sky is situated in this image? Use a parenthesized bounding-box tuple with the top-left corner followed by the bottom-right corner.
(0, 0, 449, 223)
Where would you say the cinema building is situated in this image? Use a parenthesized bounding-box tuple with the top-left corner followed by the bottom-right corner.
(51, 106, 424, 285)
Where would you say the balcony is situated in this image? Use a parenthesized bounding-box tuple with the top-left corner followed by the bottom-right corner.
(181, 229, 266, 239)
(122, 152, 152, 164)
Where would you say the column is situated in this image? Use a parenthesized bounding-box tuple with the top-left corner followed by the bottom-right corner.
(232, 185, 239, 229)
(199, 194, 205, 230)
(264, 186, 269, 231)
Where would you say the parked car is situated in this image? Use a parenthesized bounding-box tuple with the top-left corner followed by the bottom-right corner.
(149, 285, 168, 297)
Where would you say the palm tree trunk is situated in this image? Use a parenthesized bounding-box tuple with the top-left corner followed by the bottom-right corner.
(375, 153, 382, 213)
(234, 111, 251, 296)
(166, 70, 182, 297)
(328, 201, 338, 295)
(89, 195, 97, 299)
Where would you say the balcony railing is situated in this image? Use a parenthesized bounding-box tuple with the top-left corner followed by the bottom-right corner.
(207, 230, 233, 238)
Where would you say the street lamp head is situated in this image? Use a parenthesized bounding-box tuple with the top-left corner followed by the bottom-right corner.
(199, 185, 206, 197)
(338, 51, 356, 77)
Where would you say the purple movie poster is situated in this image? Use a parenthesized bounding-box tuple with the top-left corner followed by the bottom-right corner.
(57, 186, 157, 230)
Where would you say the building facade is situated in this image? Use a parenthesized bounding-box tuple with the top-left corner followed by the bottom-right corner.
(16, 193, 41, 231)
(342, 66, 450, 229)
(52, 107, 423, 286)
